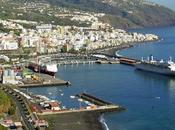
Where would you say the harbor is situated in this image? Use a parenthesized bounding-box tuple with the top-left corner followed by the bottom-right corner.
(0, 52, 138, 89)
(0, 27, 172, 130)
(0, 83, 124, 130)
(37, 93, 125, 130)
(0, 0, 174, 129)
(0, 26, 174, 130)
(36, 92, 124, 116)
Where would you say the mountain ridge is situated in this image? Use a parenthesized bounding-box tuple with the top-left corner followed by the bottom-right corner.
(45, 0, 175, 28)
(1, 0, 175, 28)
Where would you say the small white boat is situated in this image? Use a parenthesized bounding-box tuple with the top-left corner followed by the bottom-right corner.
(70, 95, 75, 99)
(155, 97, 160, 99)
(85, 101, 90, 104)
(78, 98, 83, 102)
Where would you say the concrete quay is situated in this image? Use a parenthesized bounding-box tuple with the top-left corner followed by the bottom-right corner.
(56, 60, 95, 65)
(37, 105, 123, 116)
(18, 73, 70, 88)
(95, 60, 119, 64)
(118, 57, 138, 66)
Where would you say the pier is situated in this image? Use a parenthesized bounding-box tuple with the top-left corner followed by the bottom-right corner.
(95, 60, 119, 64)
(57, 60, 95, 65)
(39, 54, 96, 66)
(37, 53, 139, 66)
(91, 52, 139, 66)
(118, 56, 139, 66)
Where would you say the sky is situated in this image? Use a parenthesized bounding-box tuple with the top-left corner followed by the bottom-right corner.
(151, 0, 175, 10)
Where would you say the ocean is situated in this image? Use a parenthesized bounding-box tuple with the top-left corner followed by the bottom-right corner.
(28, 26, 175, 130)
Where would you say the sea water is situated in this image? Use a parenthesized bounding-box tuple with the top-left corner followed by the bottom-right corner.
(28, 26, 175, 130)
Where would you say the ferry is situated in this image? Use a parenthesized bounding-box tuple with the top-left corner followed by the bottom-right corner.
(135, 55, 175, 76)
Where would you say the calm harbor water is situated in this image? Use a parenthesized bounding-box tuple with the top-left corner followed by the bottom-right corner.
(28, 26, 175, 130)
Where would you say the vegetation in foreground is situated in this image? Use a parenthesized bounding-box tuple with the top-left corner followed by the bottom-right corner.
(0, 125, 8, 130)
(0, 90, 16, 116)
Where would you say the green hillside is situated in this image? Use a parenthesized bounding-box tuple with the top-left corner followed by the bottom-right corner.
(45, 0, 175, 28)
(0, 90, 15, 115)
(0, 0, 175, 28)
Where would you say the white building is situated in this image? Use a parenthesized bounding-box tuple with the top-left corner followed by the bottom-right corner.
(0, 40, 18, 50)
(3, 69, 18, 84)
(36, 24, 52, 33)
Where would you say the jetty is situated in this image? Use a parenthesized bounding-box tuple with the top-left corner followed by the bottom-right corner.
(95, 60, 119, 64)
(118, 56, 139, 66)
(76, 93, 112, 106)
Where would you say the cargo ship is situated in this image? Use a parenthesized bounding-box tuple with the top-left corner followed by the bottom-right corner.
(28, 62, 58, 77)
(135, 56, 175, 76)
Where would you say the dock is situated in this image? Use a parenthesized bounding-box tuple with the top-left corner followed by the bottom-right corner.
(91, 52, 139, 66)
(95, 57, 138, 65)
(95, 60, 119, 64)
(18, 73, 70, 88)
(118, 57, 138, 66)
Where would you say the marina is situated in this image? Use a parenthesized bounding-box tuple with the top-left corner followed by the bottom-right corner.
(1, 84, 123, 130)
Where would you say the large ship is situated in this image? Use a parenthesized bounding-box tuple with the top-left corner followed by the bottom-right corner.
(28, 62, 58, 77)
(135, 56, 175, 76)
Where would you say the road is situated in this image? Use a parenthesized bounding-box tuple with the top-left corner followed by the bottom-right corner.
(0, 85, 36, 130)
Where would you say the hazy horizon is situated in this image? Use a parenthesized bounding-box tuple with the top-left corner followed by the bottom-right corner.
(151, 0, 175, 10)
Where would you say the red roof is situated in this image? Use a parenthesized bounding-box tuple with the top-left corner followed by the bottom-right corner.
(49, 102, 59, 107)
(35, 120, 48, 127)
(4, 119, 13, 124)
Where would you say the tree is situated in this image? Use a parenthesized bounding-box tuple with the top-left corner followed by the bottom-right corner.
(0, 125, 8, 130)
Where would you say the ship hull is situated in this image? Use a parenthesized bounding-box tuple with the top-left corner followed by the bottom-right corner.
(28, 64, 57, 77)
(135, 63, 175, 76)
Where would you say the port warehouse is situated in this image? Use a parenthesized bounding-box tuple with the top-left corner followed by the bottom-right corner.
(0, 66, 69, 87)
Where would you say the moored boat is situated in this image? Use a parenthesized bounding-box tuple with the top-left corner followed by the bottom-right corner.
(28, 62, 58, 77)
(135, 55, 175, 76)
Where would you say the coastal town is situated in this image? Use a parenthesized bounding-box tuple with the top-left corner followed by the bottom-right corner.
(0, 10, 159, 130)
(0, 1, 162, 130)
(0, 18, 158, 85)
(0, 14, 158, 84)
